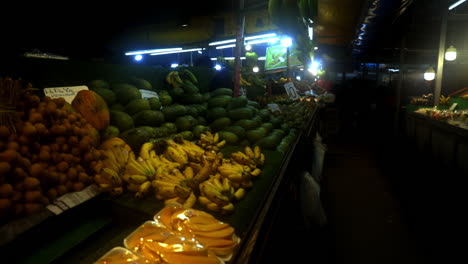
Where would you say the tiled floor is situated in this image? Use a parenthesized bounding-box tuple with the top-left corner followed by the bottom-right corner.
(257, 108, 466, 264)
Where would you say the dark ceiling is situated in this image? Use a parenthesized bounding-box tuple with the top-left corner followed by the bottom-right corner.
(2, 0, 466, 67)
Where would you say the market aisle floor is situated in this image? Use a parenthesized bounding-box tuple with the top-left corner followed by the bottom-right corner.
(319, 137, 425, 264)
(317, 111, 466, 264)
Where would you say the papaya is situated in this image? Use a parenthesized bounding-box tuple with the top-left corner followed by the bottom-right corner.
(209, 117, 231, 132)
(125, 99, 151, 115)
(211, 88, 233, 97)
(218, 131, 239, 145)
(208, 95, 232, 108)
(71, 90, 110, 131)
(227, 107, 254, 121)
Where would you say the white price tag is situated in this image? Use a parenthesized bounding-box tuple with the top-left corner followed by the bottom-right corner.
(140, 89, 159, 99)
(284, 82, 300, 100)
(43, 85, 88, 104)
(46, 184, 101, 215)
(449, 103, 458, 111)
(267, 103, 281, 113)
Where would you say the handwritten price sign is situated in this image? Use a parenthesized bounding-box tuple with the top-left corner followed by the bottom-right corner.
(43, 85, 89, 103)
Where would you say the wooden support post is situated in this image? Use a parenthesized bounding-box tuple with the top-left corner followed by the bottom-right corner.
(233, 0, 245, 97)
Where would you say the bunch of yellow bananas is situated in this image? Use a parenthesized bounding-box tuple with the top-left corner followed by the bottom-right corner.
(217, 161, 253, 189)
(230, 145, 265, 169)
(94, 137, 134, 196)
(155, 205, 239, 259)
(139, 139, 215, 207)
(179, 69, 199, 85)
(124, 219, 221, 264)
(165, 71, 184, 89)
(240, 75, 252, 86)
(152, 166, 197, 208)
(198, 175, 244, 215)
(440, 95, 451, 105)
(122, 155, 155, 198)
(197, 131, 226, 151)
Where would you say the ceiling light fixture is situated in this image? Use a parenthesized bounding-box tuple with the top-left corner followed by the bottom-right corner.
(424, 67, 436, 81)
(215, 44, 236, 49)
(150, 48, 202, 56)
(208, 39, 236, 46)
(449, 0, 466, 10)
(246, 37, 279, 45)
(125, 48, 182, 55)
(244, 33, 277, 40)
(445, 45, 457, 61)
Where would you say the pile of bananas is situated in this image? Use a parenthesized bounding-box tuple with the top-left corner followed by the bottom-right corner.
(165, 69, 198, 89)
(197, 131, 226, 151)
(198, 145, 263, 214)
(198, 175, 244, 214)
(95, 132, 265, 215)
(93, 137, 133, 196)
(124, 220, 222, 264)
(440, 95, 451, 105)
(155, 204, 239, 259)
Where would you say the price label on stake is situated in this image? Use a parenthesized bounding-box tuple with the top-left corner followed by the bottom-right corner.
(140, 89, 159, 99)
(449, 103, 458, 111)
(267, 103, 281, 113)
(284, 82, 300, 100)
(43, 85, 88, 104)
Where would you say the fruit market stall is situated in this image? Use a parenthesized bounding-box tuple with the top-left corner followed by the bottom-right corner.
(0, 60, 321, 263)
(405, 94, 468, 175)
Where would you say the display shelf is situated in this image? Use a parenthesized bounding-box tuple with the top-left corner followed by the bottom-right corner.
(405, 111, 468, 174)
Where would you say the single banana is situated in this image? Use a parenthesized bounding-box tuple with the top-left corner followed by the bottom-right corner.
(166, 71, 174, 84)
(193, 226, 234, 238)
(222, 177, 231, 192)
(183, 191, 197, 208)
(244, 146, 255, 159)
(254, 145, 261, 160)
(139, 142, 154, 160)
(221, 203, 235, 214)
(213, 132, 219, 143)
(183, 166, 194, 180)
(206, 202, 220, 212)
(198, 195, 211, 206)
(135, 181, 152, 198)
(250, 168, 261, 177)
(213, 177, 224, 191)
(101, 168, 122, 185)
(173, 71, 184, 85)
(233, 188, 246, 200)
(127, 174, 149, 184)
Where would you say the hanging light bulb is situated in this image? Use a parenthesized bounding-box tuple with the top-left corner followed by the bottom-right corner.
(445, 45, 457, 61)
(424, 67, 435, 81)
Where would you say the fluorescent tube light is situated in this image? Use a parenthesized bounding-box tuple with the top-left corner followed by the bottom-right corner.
(244, 33, 277, 40)
(449, 0, 466, 10)
(125, 48, 182, 55)
(246, 37, 279, 45)
(150, 48, 202, 56)
(208, 39, 236, 46)
(215, 44, 236, 49)
(258, 56, 266, 60)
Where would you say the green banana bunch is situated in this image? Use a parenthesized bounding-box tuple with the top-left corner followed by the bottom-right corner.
(180, 69, 198, 84)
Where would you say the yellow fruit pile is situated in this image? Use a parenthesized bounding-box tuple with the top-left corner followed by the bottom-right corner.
(0, 91, 102, 222)
(154, 204, 239, 260)
(94, 132, 265, 215)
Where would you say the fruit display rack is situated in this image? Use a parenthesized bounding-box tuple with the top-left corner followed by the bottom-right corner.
(406, 111, 468, 175)
(0, 108, 319, 264)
